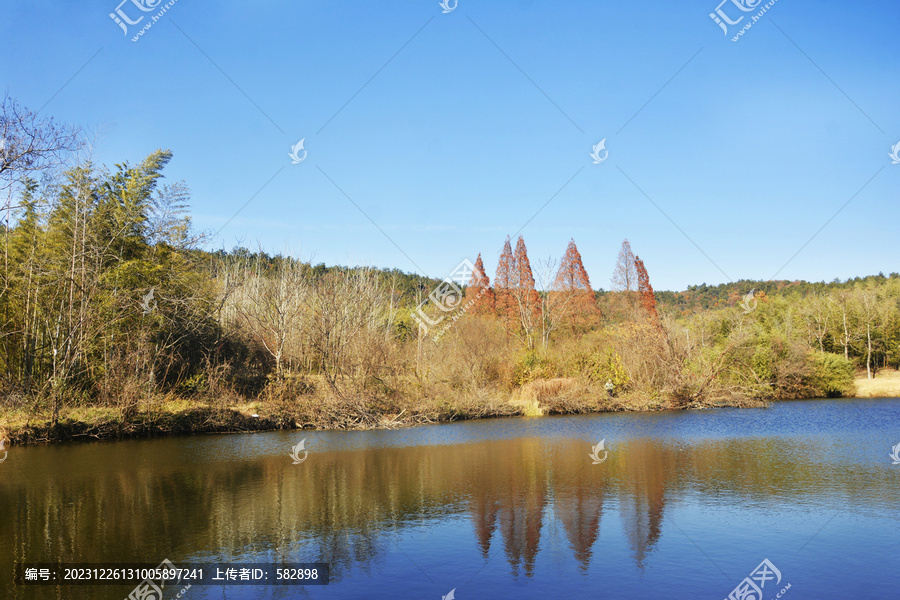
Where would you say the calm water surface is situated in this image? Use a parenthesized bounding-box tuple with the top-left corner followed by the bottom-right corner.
(2, 398, 899, 599)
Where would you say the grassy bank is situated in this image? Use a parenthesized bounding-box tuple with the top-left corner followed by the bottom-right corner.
(0, 398, 282, 445)
(0, 377, 772, 446)
(854, 370, 900, 398)
(2, 353, 868, 447)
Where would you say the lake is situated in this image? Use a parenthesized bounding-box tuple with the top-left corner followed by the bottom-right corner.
(2, 398, 899, 599)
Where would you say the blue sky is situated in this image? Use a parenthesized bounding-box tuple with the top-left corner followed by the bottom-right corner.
(2, 0, 897, 290)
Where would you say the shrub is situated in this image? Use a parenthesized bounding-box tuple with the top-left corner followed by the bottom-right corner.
(512, 351, 558, 386)
(806, 352, 854, 398)
(572, 347, 629, 389)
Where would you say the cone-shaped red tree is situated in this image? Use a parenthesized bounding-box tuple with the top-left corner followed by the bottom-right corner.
(493, 235, 540, 345)
(635, 255, 659, 324)
(494, 237, 517, 333)
(466, 253, 495, 316)
(554, 238, 600, 331)
(513, 236, 541, 347)
(514, 236, 537, 294)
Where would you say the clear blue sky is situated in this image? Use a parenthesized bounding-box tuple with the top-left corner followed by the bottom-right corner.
(2, 0, 897, 290)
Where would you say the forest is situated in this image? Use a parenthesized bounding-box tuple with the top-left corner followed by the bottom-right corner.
(1, 95, 898, 442)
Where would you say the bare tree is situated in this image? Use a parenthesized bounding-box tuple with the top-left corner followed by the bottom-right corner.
(611, 239, 637, 292)
(854, 285, 891, 380)
(829, 290, 858, 361)
(534, 257, 575, 349)
(802, 293, 830, 353)
(1, 94, 80, 204)
(611, 238, 639, 318)
(226, 253, 310, 380)
(308, 269, 388, 391)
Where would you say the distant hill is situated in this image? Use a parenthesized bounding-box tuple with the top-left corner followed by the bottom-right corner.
(201, 248, 898, 313)
(654, 273, 900, 313)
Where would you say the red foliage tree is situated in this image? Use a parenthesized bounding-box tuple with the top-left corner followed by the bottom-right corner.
(493, 235, 540, 345)
(513, 236, 541, 347)
(554, 238, 599, 330)
(466, 253, 495, 316)
(494, 236, 517, 333)
(514, 236, 537, 295)
(634, 255, 659, 324)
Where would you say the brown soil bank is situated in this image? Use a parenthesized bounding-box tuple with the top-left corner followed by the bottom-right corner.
(0, 380, 772, 446)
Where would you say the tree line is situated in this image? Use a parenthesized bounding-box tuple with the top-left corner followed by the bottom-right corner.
(1, 96, 897, 435)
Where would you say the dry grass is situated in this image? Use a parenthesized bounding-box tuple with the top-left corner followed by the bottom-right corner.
(0, 394, 277, 445)
(0, 368, 790, 446)
(511, 396, 545, 417)
(510, 377, 602, 416)
(854, 369, 900, 398)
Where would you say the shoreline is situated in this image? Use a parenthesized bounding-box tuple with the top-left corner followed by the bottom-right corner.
(0, 392, 776, 447)
(3, 371, 896, 447)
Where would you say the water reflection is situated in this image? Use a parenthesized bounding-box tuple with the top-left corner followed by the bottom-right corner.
(3, 417, 897, 600)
